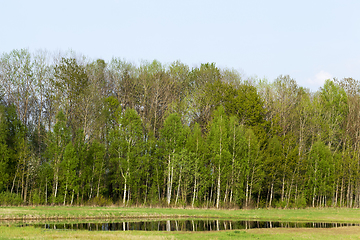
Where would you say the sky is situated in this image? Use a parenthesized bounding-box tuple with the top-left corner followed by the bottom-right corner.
(1, 0, 360, 91)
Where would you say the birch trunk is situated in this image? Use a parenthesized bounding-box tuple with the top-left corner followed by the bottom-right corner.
(96, 156, 104, 198)
(269, 182, 274, 208)
(167, 159, 171, 205)
(192, 176, 197, 207)
(216, 118, 222, 209)
(166, 151, 174, 205)
(216, 164, 221, 209)
(175, 166, 182, 205)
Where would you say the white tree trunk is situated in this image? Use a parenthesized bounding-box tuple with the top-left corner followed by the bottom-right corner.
(216, 163, 221, 209)
(175, 166, 182, 205)
(123, 178, 127, 205)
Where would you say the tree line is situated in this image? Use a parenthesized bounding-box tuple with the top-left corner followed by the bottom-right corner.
(0, 49, 359, 208)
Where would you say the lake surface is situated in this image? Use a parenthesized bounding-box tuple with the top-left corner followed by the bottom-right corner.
(14, 220, 360, 231)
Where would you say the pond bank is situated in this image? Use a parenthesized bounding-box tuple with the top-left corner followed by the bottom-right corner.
(1, 206, 360, 223)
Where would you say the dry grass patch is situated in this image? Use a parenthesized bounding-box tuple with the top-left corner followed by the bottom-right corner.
(247, 226, 360, 239)
(0, 226, 174, 240)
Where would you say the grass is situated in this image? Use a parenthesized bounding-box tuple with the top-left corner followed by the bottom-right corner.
(1, 225, 360, 239)
(1, 206, 360, 222)
(1, 207, 360, 239)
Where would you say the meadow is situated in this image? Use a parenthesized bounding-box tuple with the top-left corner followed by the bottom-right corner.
(1, 225, 360, 240)
(1, 207, 360, 239)
(1, 206, 360, 222)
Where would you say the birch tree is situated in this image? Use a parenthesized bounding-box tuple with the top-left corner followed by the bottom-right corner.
(109, 108, 143, 205)
(160, 113, 185, 205)
(186, 123, 205, 207)
(47, 111, 70, 204)
(0, 103, 10, 191)
(207, 106, 230, 208)
(61, 142, 78, 205)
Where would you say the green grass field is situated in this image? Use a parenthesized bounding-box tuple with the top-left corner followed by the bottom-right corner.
(1, 206, 360, 222)
(1, 225, 360, 240)
(1, 207, 360, 239)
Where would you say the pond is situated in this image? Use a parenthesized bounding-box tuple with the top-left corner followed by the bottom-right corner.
(13, 219, 360, 231)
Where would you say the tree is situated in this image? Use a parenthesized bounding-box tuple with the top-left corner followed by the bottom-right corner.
(109, 108, 143, 205)
(186, 123, 206, 207)
(188, 63, 221, 129)
(160, 113, 185, 205)
(306, 140, 333, 207)
(335, 78, 360, 207)
(61, 142, 78, 205)
(319, 79, 348, 149)
(91, 140, 106, 199)
(107, 58, 138, 110)
(47, 111, 70, 204)
(0, 49, 35, 128)
(242, 127, 262, 208)
(227, 116, 246, 205)
(264, 136, 282, 207)
(0, 103, 10, 191)
(207, 106, 231, 208)
(53, 57, 89, 139)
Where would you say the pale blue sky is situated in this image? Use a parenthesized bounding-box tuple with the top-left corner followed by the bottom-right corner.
(1, 0, 360, 90)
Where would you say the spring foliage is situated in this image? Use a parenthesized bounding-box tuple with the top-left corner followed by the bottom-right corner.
(0, 49, 358, 208)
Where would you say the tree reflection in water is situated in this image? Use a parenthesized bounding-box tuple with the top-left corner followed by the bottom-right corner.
(13, 220, 360, 232)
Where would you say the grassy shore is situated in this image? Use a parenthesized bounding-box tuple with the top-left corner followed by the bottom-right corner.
(1, 207, 360, 239)
(1, 206, 360, 223)
(1, 225, 360, 240)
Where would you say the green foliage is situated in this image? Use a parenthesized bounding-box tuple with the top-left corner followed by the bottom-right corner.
(265, 136, 282, 180)
(320, 79, 348, 147)
(53, 58, 89, 99)
(30, 189, 41, 205)
(61, 142, 78, 204)
(161, 113, 185, 152)
(0, 104, 9, 191)
(0, 192, 22, 206)
(295, 194, 307, 209)
(87, 195, 113, 206)
(2, 49, 360, 209)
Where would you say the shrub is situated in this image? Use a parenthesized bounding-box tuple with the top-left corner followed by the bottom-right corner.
(0, 191, 22, 206)
(295, 194, 307, 209)
(88, 196, 113, 206)
(275, 200, 287, 208)
(31, 189, 41, 205)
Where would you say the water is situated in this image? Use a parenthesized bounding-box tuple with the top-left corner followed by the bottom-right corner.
(14, 220, 360, 231)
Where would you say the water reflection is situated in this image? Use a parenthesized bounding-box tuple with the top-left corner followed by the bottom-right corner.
(18, 220, 360, 231)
